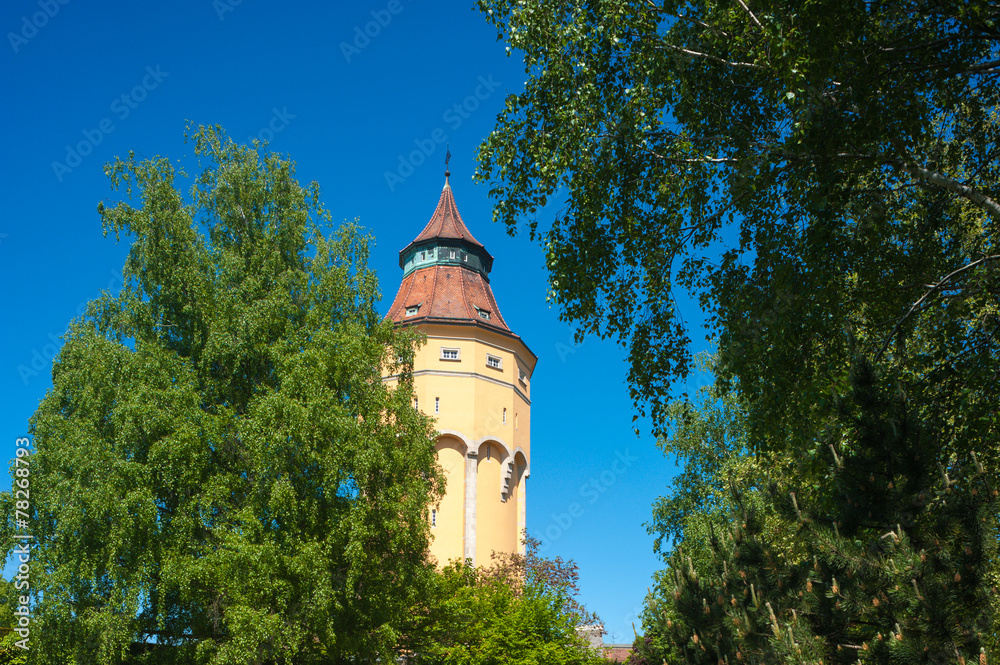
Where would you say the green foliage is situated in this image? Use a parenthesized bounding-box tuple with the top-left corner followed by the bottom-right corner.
(0, 579, 28, 665)
(475, 0, 1000, 452)
(0, 633, 28, 665)
(635, 358, 1000, 664)
(477, 2, 1000, 660)
(403, 537, 606, 665)
(646, 355, 754, 557)
(0, 125, 442, 665)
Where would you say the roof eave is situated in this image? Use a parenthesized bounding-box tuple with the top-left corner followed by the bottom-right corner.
(390, 316, 538, 364)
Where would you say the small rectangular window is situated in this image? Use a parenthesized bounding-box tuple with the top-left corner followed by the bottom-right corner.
(462, 253, 468, 262)
(435, 397, 440, 413)
(440, 347, 460, 361)
(486, 354, 502, 370)
(502, 407, 507, 424)
(450, 250, 456, 259)
(518, 368, 527, 384)
(406, 305, 419, 317)
(431, 509, 437, 527)
(414, 397, 418, 410)
(478, 310, 490, 320)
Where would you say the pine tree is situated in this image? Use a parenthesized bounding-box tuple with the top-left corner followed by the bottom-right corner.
(637, 357, 999, 664)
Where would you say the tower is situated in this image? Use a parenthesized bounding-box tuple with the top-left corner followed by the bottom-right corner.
(385, 175, 536, 566)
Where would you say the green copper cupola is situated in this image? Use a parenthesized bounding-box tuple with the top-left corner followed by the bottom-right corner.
(398, 178, 494, 280)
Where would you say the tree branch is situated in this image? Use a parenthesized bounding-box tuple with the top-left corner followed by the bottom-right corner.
(733, 0, 764, 30)
(652, 42, 762, 69)
(658, 156, 738, 164)
(669, 12, 732, 39)
(957, 58, 1000, 74)
(897, 159, 1000, 221)
(876, 254, 1000, 361)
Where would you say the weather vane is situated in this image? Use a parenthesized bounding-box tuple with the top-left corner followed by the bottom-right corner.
(445, 143, 451, 179)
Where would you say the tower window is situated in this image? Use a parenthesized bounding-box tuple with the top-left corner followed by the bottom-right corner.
(421, 251, 426, 261)
(435, 397, 440, 413)
(515, 413, 519, 430)
(406, 305, 420, 317)
(486, 445, 491, 460)
(486, 354, 502, 370)
(462, 253, 468, 262)
(478, 309, 491, 320)
(518, 368, 527, 384)
(431, 509, 437, 527)
(502, 407, 507, 424)
(414, 397, 418, 410)
(450, 250, 456, 259)
(440, 347, 460, 361)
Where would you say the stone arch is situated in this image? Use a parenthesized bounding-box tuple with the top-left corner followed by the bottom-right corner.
(476, 437, 514, 501)
(435, 436, 466, 478)
(429, 432, 469, 567)
(474, 435, 513, 462)
(511, 445, 530, 478)
(475, 436, 519, 560)
(511, 450, 529, 554)
(437, 429, 472, 456)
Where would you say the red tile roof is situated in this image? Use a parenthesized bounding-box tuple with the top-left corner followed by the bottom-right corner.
(387, 264, 511, 333)
(602, 645, 634, 663)
(406, 182, 487, 251)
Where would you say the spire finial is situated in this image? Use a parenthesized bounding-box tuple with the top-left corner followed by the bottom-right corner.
(444, 144, 452, 186)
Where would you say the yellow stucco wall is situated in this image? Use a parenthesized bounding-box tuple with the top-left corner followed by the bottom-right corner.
(475, 442, 507, 561)
(385, 323, 536, 566)
(429, 437, 466, 566)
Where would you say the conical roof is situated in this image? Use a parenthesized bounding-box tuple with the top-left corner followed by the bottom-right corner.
(388, 181, 511, 334)
(386, 264, 512, 333)
(399, 181, 493, 268)
(413, 181, 484, 246)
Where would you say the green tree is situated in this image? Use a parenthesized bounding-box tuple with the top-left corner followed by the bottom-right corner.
(476, 2, 1000, 659)
(634, 357, 1000, 664)
(646, 356, 755, 558)
(475, 0, 1000, 456)
(0, 125, 442, 665)
(0, 578, 28, 665)
(403, 537, 606, 665)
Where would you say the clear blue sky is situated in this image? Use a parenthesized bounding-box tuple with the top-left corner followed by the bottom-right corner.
(0, 0, 717, 643)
